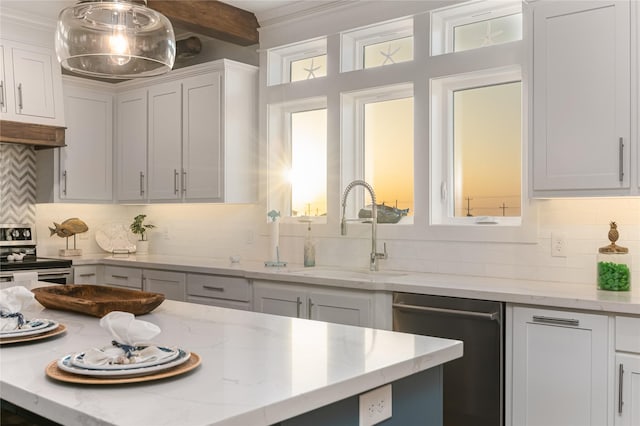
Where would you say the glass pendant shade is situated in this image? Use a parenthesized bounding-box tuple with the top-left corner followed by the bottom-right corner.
(55, 0, 176, 79)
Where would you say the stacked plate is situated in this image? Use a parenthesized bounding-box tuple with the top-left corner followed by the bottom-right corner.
(0, 318, 63, 344)
(57, 345, 191, 379)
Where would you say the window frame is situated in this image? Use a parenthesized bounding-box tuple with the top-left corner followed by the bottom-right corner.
(430, 65, 522, 226)
(267, 37, 327, 86)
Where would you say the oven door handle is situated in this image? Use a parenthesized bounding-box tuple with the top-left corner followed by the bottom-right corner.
(392, 302, 500, 321)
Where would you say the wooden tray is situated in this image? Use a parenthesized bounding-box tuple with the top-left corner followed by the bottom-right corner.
(0, 324, 67, 345)
(32, 285, 165, 317)
(45, 352, 201, 384)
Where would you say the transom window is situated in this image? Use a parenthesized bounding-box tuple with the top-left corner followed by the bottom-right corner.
(267, 38, 327, 85)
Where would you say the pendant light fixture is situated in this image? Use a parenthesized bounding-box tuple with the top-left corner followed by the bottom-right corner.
(55, 0, 176, 79)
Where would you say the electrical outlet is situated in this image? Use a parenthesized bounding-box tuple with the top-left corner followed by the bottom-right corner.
(359, 384, 392, 426)
(551, 232, 567, 257)
(161, 227, 170, 240)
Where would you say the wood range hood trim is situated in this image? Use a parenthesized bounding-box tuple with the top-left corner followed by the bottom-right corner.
(0, 120, 66, 149)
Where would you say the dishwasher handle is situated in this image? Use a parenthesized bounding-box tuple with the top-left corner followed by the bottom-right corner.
(392, 302, 499, 321)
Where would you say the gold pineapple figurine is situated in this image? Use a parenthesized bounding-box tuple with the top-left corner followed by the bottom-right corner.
(608, 221, 619, 244)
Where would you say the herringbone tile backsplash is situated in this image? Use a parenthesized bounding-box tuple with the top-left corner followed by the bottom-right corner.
(0, 143, 36, 225)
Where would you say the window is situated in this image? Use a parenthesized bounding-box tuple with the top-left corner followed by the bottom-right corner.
(342, 84, 413, 219)
(342, 18, 413, 72)
(267, 99, 327, 219)
(431, 67, 522, 225)
(267, 38, 327, 85)
(431, 0, 522, 56)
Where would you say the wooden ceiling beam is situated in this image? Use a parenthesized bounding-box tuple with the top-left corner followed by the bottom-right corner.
(147, 0, 259, 46)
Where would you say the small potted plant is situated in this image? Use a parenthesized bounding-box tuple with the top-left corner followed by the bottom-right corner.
(130, 214, 155, 254)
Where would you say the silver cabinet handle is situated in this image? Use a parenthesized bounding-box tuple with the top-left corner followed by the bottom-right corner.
(62, 170, 68, 195)
(139, 172, 145, 196)
(111, 275, 129, 280)
(182, 170, 187, 193)
(308, 297, 313, 319)
(203, 285, 224, 292)
(0, 80, 4, 108)
(173, 169, 179, 194)
(392, 303, 499, 321)
(78, 273, 96, 277)
(532, 315, 579, 327)
(619, 137, 624, 182)
(618, 363, 624, 414)
(17, 83, 23, 110)
(296, 296, 302, 318)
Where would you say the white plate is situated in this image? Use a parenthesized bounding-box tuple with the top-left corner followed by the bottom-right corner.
(57, 350, 191, 378)
(70, 345, 180, 370)
(0, 320, 58, 337)
(95, 223, 137, 253)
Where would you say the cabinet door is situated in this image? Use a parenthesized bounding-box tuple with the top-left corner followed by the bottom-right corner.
(182, 72, 222, 201)
(615, 353, 640, 426)
(511, 306, 609, 426)
(143, 270, 186, 301)
(10, 45, 56, 119)
(310, 288, 372, 327)
(253, 281, 305, 318)
(0, 45, 6, 114)
(148, 81, 182, 201)
(117, 88, 148, 202)
(532, 1, 631, 194)
(59, 84, 113, 201)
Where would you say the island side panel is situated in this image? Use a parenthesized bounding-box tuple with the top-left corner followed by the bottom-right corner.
(278, 366, 443, 426)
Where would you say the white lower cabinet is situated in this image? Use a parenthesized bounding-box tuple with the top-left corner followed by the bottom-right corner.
(186, 273, 251, 310)
(509, 305, 609, 426)
(253, 281, 373, 327)
(615, 316, 640, 426)
(72, 265, 101, 284)
(143, 269, 186, 302)
(103, 266, 142, 290)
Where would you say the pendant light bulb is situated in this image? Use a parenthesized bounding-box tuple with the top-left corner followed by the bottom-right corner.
(55, 0, 176, 79)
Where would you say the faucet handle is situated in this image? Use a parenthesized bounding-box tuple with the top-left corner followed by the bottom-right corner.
(376, 242, 388, 260)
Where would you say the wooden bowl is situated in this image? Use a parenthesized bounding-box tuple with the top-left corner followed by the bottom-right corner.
(32, 285, 165, 317)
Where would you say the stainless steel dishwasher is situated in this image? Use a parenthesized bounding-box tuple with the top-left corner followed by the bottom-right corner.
(393, 293, 504, 426)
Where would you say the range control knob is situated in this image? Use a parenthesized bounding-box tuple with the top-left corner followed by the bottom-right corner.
(23, 230, 31, 238)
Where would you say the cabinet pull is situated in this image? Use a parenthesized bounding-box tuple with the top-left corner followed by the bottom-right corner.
(392, 303, 499, 321)
(139, 172, 145, 196)
(174, 169, 179, 194)
(296, 296, 302, 318)
(182, 170, 187, 193)
(78, 273, 96, 277)
(62, 170, 68, 195)
(618, 363, 624, 414)
(111, 275, 128, 280)
(0, 80, 4, 108)
(619, 137, 624, 182)
(17, 83, 23, 110)
(203, 285, 224, 292)
(532, 315, 579, 327)
(308, 298, 313, 319)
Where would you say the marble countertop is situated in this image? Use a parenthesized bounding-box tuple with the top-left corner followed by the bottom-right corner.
(0, 300, 462, 426)
(65, 253, 640, 315)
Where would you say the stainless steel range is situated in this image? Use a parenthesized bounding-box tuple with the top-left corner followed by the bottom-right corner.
(0, 224, 72, 284)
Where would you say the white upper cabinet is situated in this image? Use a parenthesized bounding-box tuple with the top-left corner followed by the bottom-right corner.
(116, 60, 258, 204)
(0, 39, 64, 126)
(116, 88, 148, 202)
(531, 1, 633, 196)
(58, 79, 113, 201)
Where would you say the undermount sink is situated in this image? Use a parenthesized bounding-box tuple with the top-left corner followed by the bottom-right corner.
(287, 267, 408, 281)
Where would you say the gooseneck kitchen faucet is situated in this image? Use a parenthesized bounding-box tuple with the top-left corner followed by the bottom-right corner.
(340, 180, 387, 271)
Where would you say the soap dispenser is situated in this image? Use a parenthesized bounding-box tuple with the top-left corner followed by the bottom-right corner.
(303, 221, 315, 267)
(597, 221, 631, 291)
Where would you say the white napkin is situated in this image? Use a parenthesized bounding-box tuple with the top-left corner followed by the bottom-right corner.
(0, 286, 41, 331)
(12, 271, 38, 289)
(82, 311, 168, 366)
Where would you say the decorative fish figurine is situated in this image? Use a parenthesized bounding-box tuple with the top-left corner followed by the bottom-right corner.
(49, 218, 89, 238)
(359, 204, 409, 224)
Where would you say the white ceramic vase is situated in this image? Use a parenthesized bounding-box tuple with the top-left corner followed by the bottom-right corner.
(136, 240, 149, 254)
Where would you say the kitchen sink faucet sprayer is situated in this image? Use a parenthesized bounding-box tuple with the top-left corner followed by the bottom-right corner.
(341, 180, 387, 271)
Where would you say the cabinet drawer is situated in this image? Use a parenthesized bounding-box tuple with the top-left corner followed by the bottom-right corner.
(73, 265, 98, 284)
(616, 316, 640, 353)
(187, 274, 250, 302)
(104, 266, 142, 289)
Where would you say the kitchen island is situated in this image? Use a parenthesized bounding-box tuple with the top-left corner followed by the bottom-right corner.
(0, 297, 462, 426)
